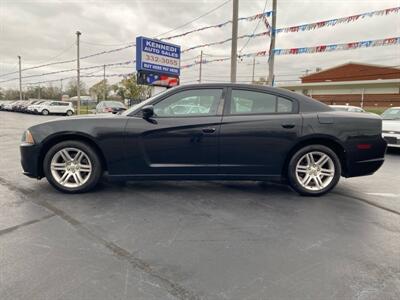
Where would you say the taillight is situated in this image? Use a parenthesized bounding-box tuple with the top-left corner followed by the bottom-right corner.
(357, 144, 372, 150)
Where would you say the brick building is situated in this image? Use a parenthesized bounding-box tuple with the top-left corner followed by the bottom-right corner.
(280, 63, 400, 107)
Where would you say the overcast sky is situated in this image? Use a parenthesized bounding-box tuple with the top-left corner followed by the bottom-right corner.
(0, 0, 399, 90)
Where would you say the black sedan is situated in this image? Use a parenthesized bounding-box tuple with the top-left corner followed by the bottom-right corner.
(20, 84, 387, 196)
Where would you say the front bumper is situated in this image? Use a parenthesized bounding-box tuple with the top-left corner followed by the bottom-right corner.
(20, 144, 43, 179)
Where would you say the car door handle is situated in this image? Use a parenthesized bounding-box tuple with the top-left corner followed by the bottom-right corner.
(202, 127, 216, 134)
(281, 123, 295, 129)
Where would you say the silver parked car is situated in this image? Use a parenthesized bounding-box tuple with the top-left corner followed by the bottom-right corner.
(329, 105, 365, 113)
(95, 101, 126, 114)
(381, 107, 400, 148)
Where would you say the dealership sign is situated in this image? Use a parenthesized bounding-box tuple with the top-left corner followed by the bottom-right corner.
(136, 36, 181, 76)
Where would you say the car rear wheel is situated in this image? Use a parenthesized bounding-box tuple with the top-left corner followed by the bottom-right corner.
(287, 145, 341, 196)
(42, 109, 49, 116)
(43, 141, 102, 193)
(66, 110, 73, 116)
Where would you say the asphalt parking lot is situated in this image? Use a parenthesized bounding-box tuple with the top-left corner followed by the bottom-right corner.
(0, 111, 399, 300)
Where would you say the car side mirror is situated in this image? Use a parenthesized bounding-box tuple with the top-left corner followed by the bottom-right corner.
(142, 105, 154, 119)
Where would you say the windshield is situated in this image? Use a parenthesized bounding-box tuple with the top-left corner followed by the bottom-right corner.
(331, 107, 349, 112)
(381, 108, 400, 120)
(122, 89, 170, 116)
(105, 101, 125, 108)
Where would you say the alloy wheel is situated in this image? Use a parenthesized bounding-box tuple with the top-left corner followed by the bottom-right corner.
(295, 151, 335, 191)
(50, 147, 92, 188)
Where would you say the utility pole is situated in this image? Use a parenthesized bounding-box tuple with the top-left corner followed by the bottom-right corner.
(38, 85, 41, 100)
(103, 64, 106, 101)
(76, 31, 81, 114)
(251, 57, 256, 83)
(60, 79, 63, 100)
(198, 51, 203, 83)
(18, 56, 22, 100)
(230, 0, 239, 83)
(267, 0, 277, 86)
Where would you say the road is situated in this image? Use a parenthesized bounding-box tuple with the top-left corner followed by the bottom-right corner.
(0, 111, 399, 300)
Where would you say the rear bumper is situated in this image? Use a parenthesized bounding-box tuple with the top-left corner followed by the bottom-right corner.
(344, 137, 387, 177)
(345, 157, 385, 177)
(20, 144, 42, 179)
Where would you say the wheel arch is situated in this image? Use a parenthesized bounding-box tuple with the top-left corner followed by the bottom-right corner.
(37, 133, 108, 177)
(282, 136, 347, 178)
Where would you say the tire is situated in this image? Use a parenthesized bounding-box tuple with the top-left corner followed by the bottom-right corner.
(287, 145, 341, 196)
(42, 109, 49, 116)
(43, 140, 102, 193)
(66, 110, 73, 116)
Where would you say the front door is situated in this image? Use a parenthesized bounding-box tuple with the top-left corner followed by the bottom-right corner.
(124, 88, 225, 175)
(219, 88, 302, 175)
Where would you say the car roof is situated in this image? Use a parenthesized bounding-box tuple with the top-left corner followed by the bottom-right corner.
(330, 105, 361, 108)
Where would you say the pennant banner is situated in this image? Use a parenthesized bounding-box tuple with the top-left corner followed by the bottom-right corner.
(272, 37, 400, 55)
(165, 7, 399, 42)
(181, 37, 400, 69)
(160, 11, 272, 41)
(275, 7, 400, 34)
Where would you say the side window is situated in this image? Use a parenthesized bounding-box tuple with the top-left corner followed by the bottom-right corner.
(230, 90, 293, 115)
(277, 97, 293, 113)
(153, 89, 222, 117)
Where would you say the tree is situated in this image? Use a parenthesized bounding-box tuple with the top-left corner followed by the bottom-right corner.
(65, 79, 87, 97)
(89, 79, 111, 101)
(253, 76, 267, 85)
(3, 89, 20, 100)
(25, 85, 61, 100)
(113, 74, 151, 101)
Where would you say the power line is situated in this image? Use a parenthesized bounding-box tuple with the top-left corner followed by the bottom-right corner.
(239, 0, 269, 54)
(155, 0, 232, 38)
(0, 61, 134, 84)
(81, 40, 135, 47)
(182, 31, 269, 53)
(0, 45, 135, 79)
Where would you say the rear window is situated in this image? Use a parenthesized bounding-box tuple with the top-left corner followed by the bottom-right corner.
(105, 101, 125, 108)
(230, 90, 294, 115)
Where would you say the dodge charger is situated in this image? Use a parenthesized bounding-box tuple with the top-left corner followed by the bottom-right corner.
(20, 84, 387, 196)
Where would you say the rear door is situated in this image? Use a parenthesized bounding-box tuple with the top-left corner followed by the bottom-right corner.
(219, 88, 302, 175)
(49, 102, 61, 113)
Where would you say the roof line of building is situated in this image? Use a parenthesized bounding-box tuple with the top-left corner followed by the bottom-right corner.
(300, 62, 400, 79)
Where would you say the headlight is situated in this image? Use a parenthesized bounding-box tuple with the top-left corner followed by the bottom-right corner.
(21, 130, 35, 145)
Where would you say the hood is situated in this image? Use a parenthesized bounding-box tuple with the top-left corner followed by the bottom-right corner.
(29, 113, 120, 128)
(382, 120, 400, 132)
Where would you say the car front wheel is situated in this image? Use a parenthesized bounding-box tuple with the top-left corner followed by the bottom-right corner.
(42, 109, 49, 116)
(287, 145, 341, 196)
(43, 141, 102, 193)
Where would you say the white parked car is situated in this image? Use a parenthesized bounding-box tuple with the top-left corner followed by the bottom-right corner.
(0, 101, 14, 110)
(33, 101, 75, 116)
(381, 107, 400, 148)
(330, 105, 365, 113)
(3, 101, 18, 111)
(27, 100, 47, 113)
